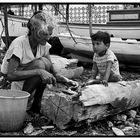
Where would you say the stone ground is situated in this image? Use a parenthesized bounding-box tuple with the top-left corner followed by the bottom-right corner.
(0, 64, 140, 136)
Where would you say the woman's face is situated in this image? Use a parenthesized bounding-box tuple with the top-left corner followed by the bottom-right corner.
(34, 25, 53, 45)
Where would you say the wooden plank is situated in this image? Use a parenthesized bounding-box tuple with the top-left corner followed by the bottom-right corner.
(80, 80, 140, 106)
(42, 91, 76, 129)
(41, 80, 140, 129)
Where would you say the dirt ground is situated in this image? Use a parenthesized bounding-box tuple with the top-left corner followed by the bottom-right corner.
(0, 48, 140, 136)
(0, 63, 140, 137)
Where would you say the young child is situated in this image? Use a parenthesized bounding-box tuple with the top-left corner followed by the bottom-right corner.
(86, 31, 122, 86)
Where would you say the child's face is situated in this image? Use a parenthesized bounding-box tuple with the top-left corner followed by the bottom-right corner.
(92, 40, 108, 54)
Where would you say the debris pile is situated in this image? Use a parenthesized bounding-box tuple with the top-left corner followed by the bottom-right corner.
(0, 71, 140, 136)
(0, 48, 140, 136)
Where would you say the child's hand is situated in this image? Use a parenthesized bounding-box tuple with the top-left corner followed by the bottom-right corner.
(101, 79, 108, 87)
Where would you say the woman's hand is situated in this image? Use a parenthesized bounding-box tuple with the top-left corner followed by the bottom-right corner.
(38, 69, 56, 85)
(67, 79, 79, 86)
(55, 74, 79, 86)
(86, 79, 100, 86)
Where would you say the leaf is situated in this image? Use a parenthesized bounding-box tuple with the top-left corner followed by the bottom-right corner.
(112, 127, 125, 136)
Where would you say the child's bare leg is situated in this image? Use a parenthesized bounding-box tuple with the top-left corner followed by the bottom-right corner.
(108, 72, 122, 82)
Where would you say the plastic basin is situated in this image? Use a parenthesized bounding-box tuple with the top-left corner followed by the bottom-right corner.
(0, 89, 30, 132)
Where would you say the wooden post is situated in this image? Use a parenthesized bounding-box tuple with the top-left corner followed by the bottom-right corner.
(21, 4, 25, 16)
(88, 4, 93, 37)
(3, 5, 10, 50)
(38, 4, 43, 11)
(54, 4, 59, 15)
(34, 4, 38, 12)
(66, 4, 69, 23)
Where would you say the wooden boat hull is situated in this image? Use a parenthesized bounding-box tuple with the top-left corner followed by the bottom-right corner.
(1, 14, 140, 40)
(58, 33, 140, 66)
(59, 23, 140, 40)
(0, 14, 28, 37)
(1, 14, 140, 66)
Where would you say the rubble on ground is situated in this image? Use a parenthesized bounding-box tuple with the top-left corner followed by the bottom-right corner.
(1, 49, 140, 136)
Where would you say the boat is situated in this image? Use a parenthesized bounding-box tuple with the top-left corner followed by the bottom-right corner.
(57, 8, 140, 66)
(59, 8, 140, 40)
(58, 32, 140, 66)
(0, 8, 140, 66)
(0, 14, 28, 41)
(59, 21, 140, 41)
(0, 8, 140, 41)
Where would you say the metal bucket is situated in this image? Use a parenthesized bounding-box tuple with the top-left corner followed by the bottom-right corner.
(0, 89, 30, 132)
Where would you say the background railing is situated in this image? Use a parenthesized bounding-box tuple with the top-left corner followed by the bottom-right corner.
(0, 4, 125, 24)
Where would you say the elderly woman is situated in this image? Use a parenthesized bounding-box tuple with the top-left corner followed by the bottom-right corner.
(1, 11, 75, 115)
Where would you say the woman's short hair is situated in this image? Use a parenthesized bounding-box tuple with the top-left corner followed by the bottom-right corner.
(27, 11, 58, 36)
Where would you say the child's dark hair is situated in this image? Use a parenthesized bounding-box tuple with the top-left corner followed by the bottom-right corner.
(91, 31, 111, 45)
